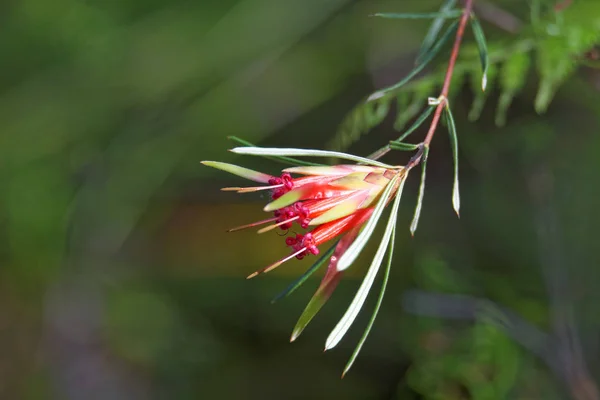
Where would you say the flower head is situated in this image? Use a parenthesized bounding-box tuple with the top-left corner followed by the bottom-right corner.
(202, 161, 405, 276)
(202, 145, 410, 373)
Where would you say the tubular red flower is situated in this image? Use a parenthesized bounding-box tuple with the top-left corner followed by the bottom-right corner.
(201, 160, 405, 278)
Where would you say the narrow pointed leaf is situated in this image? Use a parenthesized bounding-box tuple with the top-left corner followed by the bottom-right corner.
(290, 272, 342, 342)
(201, 161, 273, 183)
(388, 142, 421, 151)
(230, 147, 395, 169)
(372, 11, 462, 19)
(410, 145, 429, 235)
(290, 229, 362, 341)
(416, 0, 457, 65)
(444, 105, 460, 216)
(395, 105, 436, 142)
(364, 145, 391, 162)
(342, 226, 396, 377)
(367, 20, 459, 101)
(336, 174, 401, 271)
(325, 177, 405, 350)
(470, 14, 489, 91)
(271, 242, 338, 303)
(227, 136, 323, 166)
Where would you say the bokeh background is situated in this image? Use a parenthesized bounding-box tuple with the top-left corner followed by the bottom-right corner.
(2, 0, 600, 399)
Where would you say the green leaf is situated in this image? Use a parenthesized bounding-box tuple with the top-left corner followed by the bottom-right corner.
(395, 105, 435, 142)
(325, 176, 405, 350)
(496, 52, 530, 126)
(200, 161, 273, 183)
(468, 63, 497, 122)
(444, 105, 460, 217)
(410, 145, 429, 235)
(388, 142, 421, 151)
(470, 14, 489, 91)
(230, 147, 395, 169)
(367, 19, 459, 102)
(227, 136, 324, 166)
(372, 11, 462, 19)
(271, 242, 338, 303)
(416, 0, 458, 65)
(337, 174, 402, 271)
(342, 225, 396, 377)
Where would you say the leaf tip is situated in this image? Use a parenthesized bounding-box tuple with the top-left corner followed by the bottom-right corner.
(367, 91, 384, 102)
(452, 195, 460, 218)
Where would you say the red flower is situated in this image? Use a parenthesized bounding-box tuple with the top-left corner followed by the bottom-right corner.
(203, 154, 408, 352)
(203, 162, 405, 276)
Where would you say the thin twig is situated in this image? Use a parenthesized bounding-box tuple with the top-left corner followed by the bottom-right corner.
(372, 0, 475, 165)
(416, 0, 473, 159)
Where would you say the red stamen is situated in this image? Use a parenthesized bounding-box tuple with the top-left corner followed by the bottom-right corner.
(227, 217, 278, 232)
(257, 216, 299, 234)
(246, 247, 307, 279)
(222, 183, 284, 193)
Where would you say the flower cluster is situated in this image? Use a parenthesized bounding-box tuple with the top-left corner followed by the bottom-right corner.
(202, 145, 410, 374)
(205, 162, 403, 276)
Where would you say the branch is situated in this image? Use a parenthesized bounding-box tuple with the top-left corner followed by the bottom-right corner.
(372, 0, 475, 165)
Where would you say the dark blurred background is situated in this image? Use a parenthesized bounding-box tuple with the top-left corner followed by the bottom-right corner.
(1, 0, 600, 399)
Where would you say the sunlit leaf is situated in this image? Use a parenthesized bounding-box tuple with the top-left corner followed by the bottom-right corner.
(227, 136, 323, 166)
(410, 145, 429, 235)
(444, 105, 460, 217)
(325, 177, 405, 350)
(470, 14, 489, 91)
(342, 225, 396, 377)
(230, 147, 395, 169)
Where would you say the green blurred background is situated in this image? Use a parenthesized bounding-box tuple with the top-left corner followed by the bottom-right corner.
(1, 0, 600, 399)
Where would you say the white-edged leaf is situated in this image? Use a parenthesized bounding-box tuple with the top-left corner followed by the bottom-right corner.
(444, 105, 460, 216)
(410, 146, 430, 235)
(325, 177, 405, 350)
(227, 136, 324, 166)
(336, 174, 401, 272)
(470, 14, 489, 91)
(342, 225, 396, 377)
(230, 147, 395, 169)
